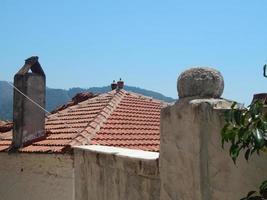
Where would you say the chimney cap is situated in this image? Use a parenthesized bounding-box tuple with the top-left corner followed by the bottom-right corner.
(16, 56, 45, 76)
(25, 56, 39, 65)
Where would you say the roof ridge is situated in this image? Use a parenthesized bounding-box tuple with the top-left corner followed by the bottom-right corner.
(69, 90, 126, 146)
(122, 89, 171, 105)
(123, 90, 153, 99)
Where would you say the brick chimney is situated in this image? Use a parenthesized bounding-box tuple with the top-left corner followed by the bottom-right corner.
(12, 56, 46, 149)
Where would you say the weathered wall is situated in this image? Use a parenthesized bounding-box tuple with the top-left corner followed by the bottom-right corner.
(0, 153, 74, 200)
(160, 98, 267, 200)
(74, 146, 160, 200)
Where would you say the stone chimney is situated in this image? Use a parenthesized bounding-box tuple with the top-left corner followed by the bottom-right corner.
(12, 56, 46, 149)
(117, 78, 124, 90)
(111, 80, 117, 90)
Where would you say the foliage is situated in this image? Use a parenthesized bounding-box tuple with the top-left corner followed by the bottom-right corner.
(240, 180, 267, 200)
(221, 100, 267, 199)
(222, 101, 267, 163)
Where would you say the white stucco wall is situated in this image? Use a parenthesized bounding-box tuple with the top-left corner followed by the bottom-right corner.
(74, 145, 160, 200)
(0, 153, 74, 200)
(160, 98, 267, 200)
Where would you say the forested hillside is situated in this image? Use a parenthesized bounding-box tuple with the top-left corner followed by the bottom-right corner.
(0, 81, 175, 120)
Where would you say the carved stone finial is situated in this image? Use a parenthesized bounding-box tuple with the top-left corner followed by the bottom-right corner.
(177, 67, 224, 98)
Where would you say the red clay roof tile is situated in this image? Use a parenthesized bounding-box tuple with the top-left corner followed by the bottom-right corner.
(0, 89, 168, 153)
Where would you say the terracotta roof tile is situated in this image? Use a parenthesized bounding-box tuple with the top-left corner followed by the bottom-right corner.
(91, 91, 165, 152)
(47, 133, 78, 140)
(51, 92, 97, 114)
(0, 130, 12, 140)
(0, 89, 167, 153)
(0, 140, 12, 145)
(34, 139, 72, 146)
(0, 121, 13, 133)
(0, 146, 9, 151)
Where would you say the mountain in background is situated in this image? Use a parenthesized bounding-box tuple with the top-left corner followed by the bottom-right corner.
(0, 81, 175, 120)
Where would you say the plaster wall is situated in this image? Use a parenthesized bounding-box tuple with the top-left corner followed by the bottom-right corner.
(0, 153, 74, 200)
(74, 146, 160, 200)
(160, 98, 267, 200)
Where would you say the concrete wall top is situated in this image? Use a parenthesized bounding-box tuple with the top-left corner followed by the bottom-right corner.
(74, 145, 159, 160)
(74, 145, 160, 200)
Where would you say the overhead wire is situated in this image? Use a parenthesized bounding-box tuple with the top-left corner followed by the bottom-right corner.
(7, 82, 51, 116)
(6, 81, 79, 132)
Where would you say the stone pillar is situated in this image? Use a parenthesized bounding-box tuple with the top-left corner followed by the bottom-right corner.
(159, 68, 267, 200)
(12, 56, 46, 149)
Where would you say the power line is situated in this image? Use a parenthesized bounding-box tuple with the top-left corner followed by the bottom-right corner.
(5, 80, 109, 145)
(6, 82, 78, 131)
(7, 82, 51, 116)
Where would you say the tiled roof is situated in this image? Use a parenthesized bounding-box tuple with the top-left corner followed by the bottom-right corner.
(0, 121, 13, 133)
(0, 90, 167, 153)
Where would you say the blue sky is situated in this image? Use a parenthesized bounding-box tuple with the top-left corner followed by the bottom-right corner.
(1, 1, 267, 105)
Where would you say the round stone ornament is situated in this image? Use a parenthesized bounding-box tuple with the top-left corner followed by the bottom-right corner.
(177, 67, 224, 98)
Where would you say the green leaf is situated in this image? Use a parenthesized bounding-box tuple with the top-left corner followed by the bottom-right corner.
(247, 196, 264, 200)
(247, 191, 257, 198)
(230, 144, 240, 164)
(221, 124, 230, 148)
(241, 112, 248, 126)
(259, 180, 267, 198)
(253, 129, 265, 149)
(234, 109, 242, 125)
(231, 101, 237, 109)
(224, 110, 232, 123)
(245, 149, 251, 161)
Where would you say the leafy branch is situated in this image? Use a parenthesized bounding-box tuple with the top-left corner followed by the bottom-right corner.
(221, 100, 267, 199)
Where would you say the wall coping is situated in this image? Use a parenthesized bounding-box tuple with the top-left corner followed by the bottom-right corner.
(74, 145, 159, 160)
